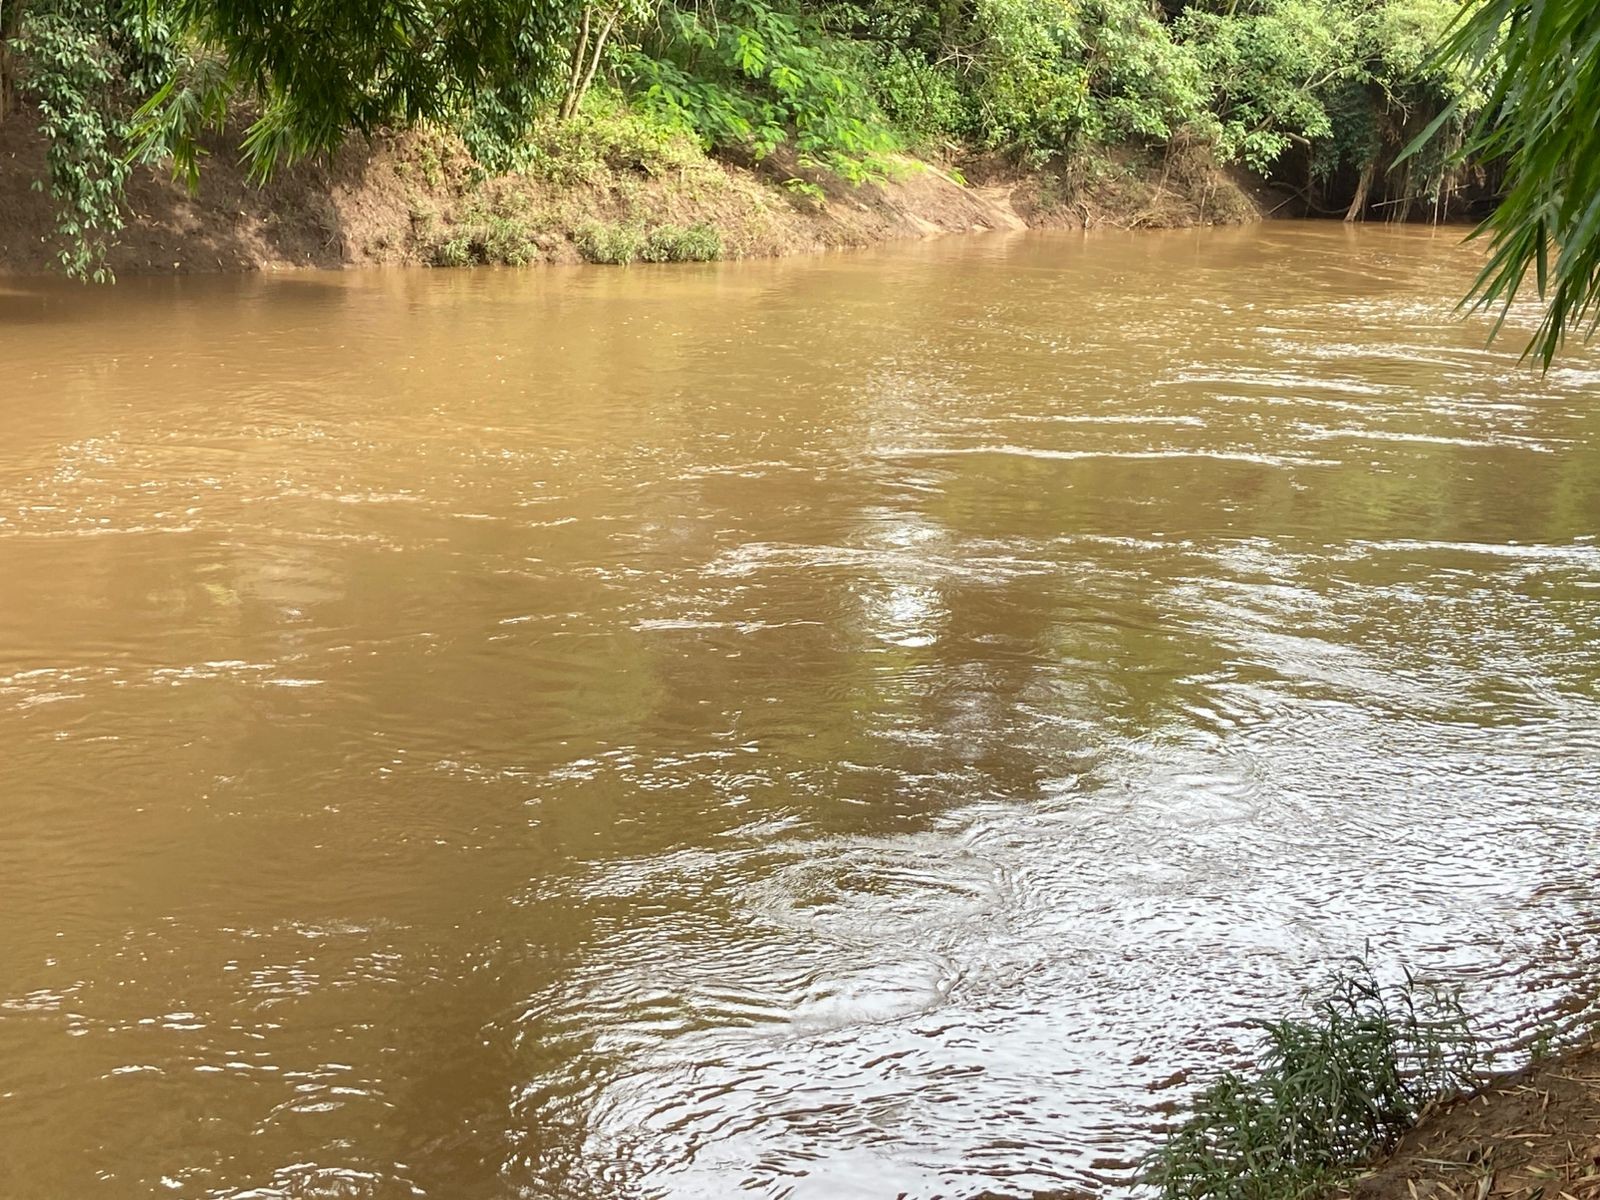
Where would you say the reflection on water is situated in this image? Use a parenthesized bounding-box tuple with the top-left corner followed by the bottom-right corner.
(1, 222, 1598, 1198)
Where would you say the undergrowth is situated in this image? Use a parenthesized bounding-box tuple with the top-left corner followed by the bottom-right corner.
(574, 221, 722, 265)
(1144, 961, 1484, 1200)
(427, 193, 546, 267)
(522, 93, 707, 186)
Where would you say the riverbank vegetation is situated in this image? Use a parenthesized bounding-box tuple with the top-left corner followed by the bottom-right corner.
(0, 0, 1494, 279)
(1146, 963, 1485, 1200)
(1144, 958, 1600, 1200)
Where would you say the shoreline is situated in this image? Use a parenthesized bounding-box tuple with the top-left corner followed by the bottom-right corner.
(0, 110, 1266, 279)
(1337, 1041, 1600, 1200)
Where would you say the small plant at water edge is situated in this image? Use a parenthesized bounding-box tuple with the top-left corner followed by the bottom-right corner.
(574, 221, 641, 264)
(426, 194, 544, 267)
(1144, 962, 1484, 1200)
(639, 223, 721, 262)
(574, 221, 721, 265)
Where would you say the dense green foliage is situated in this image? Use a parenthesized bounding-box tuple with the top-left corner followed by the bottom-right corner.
(618, 0, 895, 180)
(1433, 0, 1600, 366)
(10, 0, 177, 278)
(1146, 965, 1482, 1200)
(1178, 0, 1483, 213)
(0, 0, 1494, 278)
(148, 0, 578, 172)
(831, 0, 1211, 158)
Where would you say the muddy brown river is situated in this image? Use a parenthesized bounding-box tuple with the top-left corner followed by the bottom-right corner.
(2, 223, 1599, 1199)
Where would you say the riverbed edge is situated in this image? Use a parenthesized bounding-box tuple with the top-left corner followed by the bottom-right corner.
(0, 111, 1268, 277)
(1330, 1040, 1600, 1200)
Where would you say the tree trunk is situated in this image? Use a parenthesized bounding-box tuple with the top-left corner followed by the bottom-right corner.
(1345, 160, 1374, 222)
(559, 7, 593, 121)
(0, 1, 20, 124)
(1391, 162, 1413, 223)
(570, 7, 619, 118)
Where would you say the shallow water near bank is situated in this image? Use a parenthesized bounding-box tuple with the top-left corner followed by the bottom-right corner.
(2, 222, 1599, 1199)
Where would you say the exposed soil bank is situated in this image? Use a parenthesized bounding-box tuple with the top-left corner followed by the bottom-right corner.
(0, 111, 1261, 276)
(1340, 1044, 1600, 1200)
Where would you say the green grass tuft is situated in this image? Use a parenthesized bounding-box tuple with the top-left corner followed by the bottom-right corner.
(574, 221, 721, 265)
(1145, 961, 1484, 1200)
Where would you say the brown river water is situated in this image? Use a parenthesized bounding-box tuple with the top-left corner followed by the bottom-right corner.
(2, 222, 1599, 1199)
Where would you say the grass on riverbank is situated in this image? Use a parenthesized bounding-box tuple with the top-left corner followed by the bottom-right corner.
(1145, 963, 1485, 1200)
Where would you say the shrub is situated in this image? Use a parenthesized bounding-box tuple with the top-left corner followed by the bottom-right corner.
(429, 202, 540, 267)
(1145, 962, 1483, 1200)
(618, 0, 899, 182)
(574, 221, 722, 264)
(574, 221, 641, 264)
(639, 222, 721, 262)
(522, 90, 706, 186)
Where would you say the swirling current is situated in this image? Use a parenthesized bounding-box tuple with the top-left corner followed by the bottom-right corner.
(2, 223, 1598, 1198)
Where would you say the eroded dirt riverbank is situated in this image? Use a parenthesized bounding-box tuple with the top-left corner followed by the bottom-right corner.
(0, 111, 1260, 276)
(1341, 1044, 1600, 1200)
